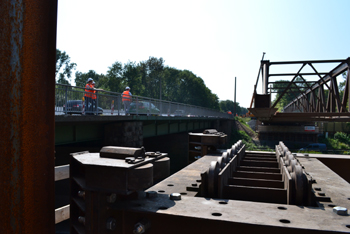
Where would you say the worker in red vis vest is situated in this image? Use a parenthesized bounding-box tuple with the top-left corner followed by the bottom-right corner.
(122, 86, 132, 115)
(84, 78, 95, 115)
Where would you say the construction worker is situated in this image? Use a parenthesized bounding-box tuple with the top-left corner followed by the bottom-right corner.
(84, 78, 94, 115)
(91, 81, 97, 114)
(122, 86, 132, 115)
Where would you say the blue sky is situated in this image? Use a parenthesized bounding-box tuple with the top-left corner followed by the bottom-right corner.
(57, 0, 350, 108)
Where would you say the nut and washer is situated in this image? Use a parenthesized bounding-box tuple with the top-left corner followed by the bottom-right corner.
(333, 206, 348, 215)
(146, 191, 158, 198)
(170, 193, 181, 201)
(107, 193, 117, 203)
(106, 218, 116, 230)
(133, 223, 145, 234)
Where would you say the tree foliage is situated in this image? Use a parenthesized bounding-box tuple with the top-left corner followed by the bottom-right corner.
(271, 77, 308, 111)
(58, 51, 246, 110)
(75, 70, 105, 88)
(219, 100, 247, 115)
(96, 56, 221, 109)
(56, 49, 77, 85)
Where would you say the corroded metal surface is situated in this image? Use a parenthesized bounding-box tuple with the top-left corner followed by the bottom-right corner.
(0, 0, 57, 233)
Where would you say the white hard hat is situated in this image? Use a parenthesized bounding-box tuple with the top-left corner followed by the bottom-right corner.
(87, 78, 93, 82)
(126, 86, 130, 90)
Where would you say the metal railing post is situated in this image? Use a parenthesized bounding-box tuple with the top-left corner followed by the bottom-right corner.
(95, 91, 99, 115)
(118, 95, 120, 116)
(64, 86, 68, 115)
(136, 97, 139, 115)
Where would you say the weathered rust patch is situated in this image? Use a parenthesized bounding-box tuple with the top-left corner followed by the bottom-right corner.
(0, 0, 57, 233)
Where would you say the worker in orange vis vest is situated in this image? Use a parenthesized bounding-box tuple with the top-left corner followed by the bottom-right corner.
(91, 81, 97, 114)
(84, 78, 95, 115)
(122, 86, 132, 115)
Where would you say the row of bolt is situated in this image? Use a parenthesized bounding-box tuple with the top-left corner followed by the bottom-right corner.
(77, 191, 118, 230)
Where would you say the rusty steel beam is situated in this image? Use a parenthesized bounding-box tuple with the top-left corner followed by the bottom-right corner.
(0, 0, 57, 234)
(269, 72, 329, 76)
(268, 58, 347, 65)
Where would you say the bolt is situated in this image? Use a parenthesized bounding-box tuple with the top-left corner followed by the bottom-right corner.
(107, 193, 117, 203)
(146, 191, 158, 198)
(106, 218, 116, 230)
(78, 190, 85, 199)
(133, 223, 145, 234)
(333, 206, 348, 216)
(78, 216, 85, 225)
(133, 219, 150, 234)
(170, 193, 181, 201)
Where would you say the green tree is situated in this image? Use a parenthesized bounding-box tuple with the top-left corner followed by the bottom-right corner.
(56, 49, 77, 85)
(75, 70, 104, 88)
(271, 77, 307, 111)
(219, 100, 247, 115)
(105, 61, 124, 92)
(122, 61, 143, 95)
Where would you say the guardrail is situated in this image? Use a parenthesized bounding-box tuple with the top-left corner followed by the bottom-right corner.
(55, 84, 231, 118)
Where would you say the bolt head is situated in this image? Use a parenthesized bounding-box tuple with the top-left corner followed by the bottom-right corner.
(333, 206, 348, 215)
(170, 193, 181, 200)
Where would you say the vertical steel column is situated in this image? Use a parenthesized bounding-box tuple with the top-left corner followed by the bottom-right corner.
(262, 60, 270, 94)
(0, 0, 57, 233)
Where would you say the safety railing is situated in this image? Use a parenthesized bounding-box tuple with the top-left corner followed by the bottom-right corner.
(55, 84, 231, 118)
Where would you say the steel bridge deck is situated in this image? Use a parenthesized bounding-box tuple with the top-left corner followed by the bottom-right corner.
(135, 151, 350, 233)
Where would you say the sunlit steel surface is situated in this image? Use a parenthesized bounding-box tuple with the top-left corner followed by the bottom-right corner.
(0, 0, 57, 233)
(69, 143, 350, 233)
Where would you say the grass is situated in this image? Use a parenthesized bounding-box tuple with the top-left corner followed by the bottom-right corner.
(228, 127, 273, 152)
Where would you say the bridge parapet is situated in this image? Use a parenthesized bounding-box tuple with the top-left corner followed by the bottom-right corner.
(55, 84, 230, 119)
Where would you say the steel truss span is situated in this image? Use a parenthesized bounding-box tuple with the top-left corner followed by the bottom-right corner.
(250, 58, 350, 122)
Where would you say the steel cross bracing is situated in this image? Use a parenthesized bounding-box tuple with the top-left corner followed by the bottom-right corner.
(253, 58, 350, 120)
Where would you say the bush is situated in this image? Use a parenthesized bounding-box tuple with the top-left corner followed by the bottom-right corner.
(334, 132, 350, 145)
(230, 127, 272, 152)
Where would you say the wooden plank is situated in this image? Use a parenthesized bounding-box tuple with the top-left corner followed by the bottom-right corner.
(55, 205, 70, 224)
(55, 165, 69, 181)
